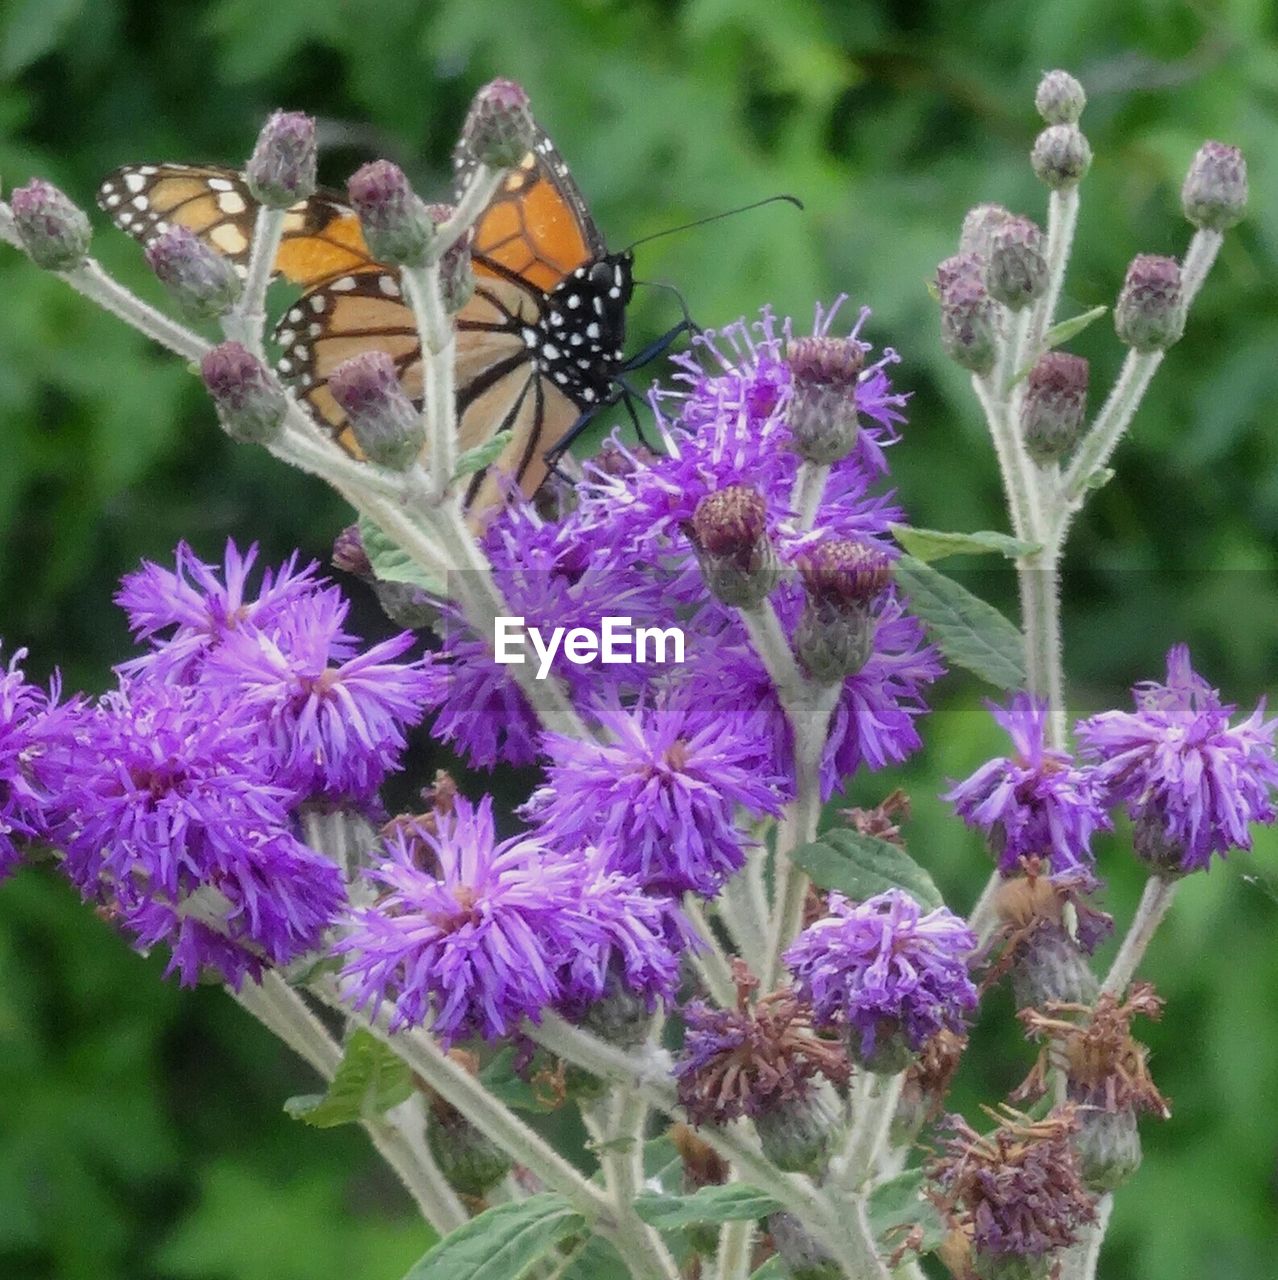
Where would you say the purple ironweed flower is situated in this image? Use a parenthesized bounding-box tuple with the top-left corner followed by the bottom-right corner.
(116, 540, 331, 682)
(576, 300, 906, 566)
(48, 682, 344, 986)
(945, 693, 1110, 875)
(784, 889, 977, 1067)
(204, 591, 432, 804)
(0, 648, 63, 877)
(339, 796, 583, 1042)
(521, 691, 785, 896)
(1076, 645, 1278, 872)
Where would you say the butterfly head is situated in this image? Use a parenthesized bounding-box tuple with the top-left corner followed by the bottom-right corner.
(538, 250, 634, 405)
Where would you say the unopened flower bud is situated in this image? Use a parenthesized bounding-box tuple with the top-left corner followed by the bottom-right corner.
(1181, 140, 1247, 231)
(462, 79, 536, 169)
(1031, 125, 1092, 189)
(1021, 352, 1088, 463)
(347, 160, 433, 267)
(200, 341, 286, 443)
(688, 485, 779, 608)
(795, 539, 890, 683)
(329, 351, 424, 469)
(959, 203, 1012, 261)
(427, 1086, 513, 1196)
(785, 336, 864, 463)
(1011, 922, 1099, 1009)
(246, 110, 317, 208)
(1131, 814, 1189, 876)
(331, 524, 373, 578)
(1075, 1105, 1142, 1192)
(1114, 254, 1183, 352)
(10, 178, 92, 271)
(145, 226, 242, 318)
(754, 1088, 840, 1175)
(937, 253, 996, 374)
(986, 216, 1047, 310)
(1035, 70, 1086, 125)
(767, 1212, 841, 1280)
(424, 202, 475, 313)
(580, 966, 653, 1049)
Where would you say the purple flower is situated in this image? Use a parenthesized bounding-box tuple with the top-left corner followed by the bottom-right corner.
(1076, 645, 1278, 872)
(204, 592, 432, 804)
(116, 540, 331, 682)
(521, 692, 785, 895)
(338, 796, 584, 1042)
(0, 648, 64, 877)
(945, 693, 1110, 875)
(784, 889, 977, 1065)
(48, 682, 344, 986)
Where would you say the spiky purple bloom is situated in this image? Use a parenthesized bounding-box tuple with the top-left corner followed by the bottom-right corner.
(340, 797, 680, 1041)
(48, 682, 344, 986)
(1076, 645, 1278, 872)
(521, 693, 784, 896)
(204, 592, 433, 804)
(116, 540, 330, 682)
(0, 648, 63, 877)
(784, 889, 977, 1062)
(945, 693, 1110, 875)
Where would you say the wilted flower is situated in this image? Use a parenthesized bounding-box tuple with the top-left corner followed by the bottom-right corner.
(1076, 645, 1278, 873)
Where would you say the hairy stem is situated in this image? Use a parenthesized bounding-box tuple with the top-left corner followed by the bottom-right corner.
(224, 205, 286, 355)
(683, 894, 741, 1006)
(714, 1217, 755, 1280)
(1102, 874, 1179, 996)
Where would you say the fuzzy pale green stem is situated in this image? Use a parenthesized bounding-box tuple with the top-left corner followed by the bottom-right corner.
(401, 262, 458, 491)
(223, 205, 286, 354)
(683, 894, 740, 1006)
(428, 165, 504, 260)
(1025, 186, 1081, 360)
(791, 460, 830, 531)
(714, 1217, 754, 1280)
(1102, 874, 1179, 996)
(831, 1071, 905, 1193)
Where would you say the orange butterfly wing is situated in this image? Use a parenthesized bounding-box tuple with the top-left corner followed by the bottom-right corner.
(96, 164, 376, 289)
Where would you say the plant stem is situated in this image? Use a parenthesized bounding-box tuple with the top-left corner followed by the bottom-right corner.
(430, 165, 504, 259)
(1026, 187, 1081, 359)
(1020, 549, 1066, 745)
(791, 461, 830, 531)
(401, 262, 458, 491)
(714, 1218, 754, 1280)
(1061, 1192, 1113, 1280)
(231, 973, 465, 1231)
(682, 894, 740, 1006)
(831, 1071, 905, 1192)
(224, 205, 286, 355)
(1102, 874, 1179, 996)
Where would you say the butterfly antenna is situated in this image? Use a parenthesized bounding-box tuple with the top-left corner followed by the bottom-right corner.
(623, 194, 803, 253)
(630, 278, 699, 336)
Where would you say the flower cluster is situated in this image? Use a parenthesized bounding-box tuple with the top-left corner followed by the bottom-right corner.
(1077, 645, 1278, 873)
(784, 889, 978, 1068)
(339, 796, 683, 1043)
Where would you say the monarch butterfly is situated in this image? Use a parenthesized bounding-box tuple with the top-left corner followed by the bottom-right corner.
(96, 124, 636, 514)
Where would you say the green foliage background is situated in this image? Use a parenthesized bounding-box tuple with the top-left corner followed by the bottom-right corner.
(2, 1, 1277, 1277)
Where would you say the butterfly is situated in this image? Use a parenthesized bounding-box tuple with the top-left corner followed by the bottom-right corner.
(96, 126, 636, 514)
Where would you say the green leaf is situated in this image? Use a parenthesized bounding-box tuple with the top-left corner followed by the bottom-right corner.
(889, 523, 1040, 564)
(401, 1194, 585, 1280)
(453, 435, 510, 480)
(790, 828, 943, 910)
(1008, 305, 1108, 385)
(633, 1183, 782, 1230)
(749, 1259, 787, 1280)
(558, 1236, 632, 1280)
(284, 1030, 412, 1129)
(478, 1047, 561, 1115)
(893, 554, 1026, 689)
(868, 1169, 949, 1255)
(357, 514, 447, 596)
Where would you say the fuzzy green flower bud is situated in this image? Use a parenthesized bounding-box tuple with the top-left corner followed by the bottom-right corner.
(580, 966, 653, 1049)
(426, 1103, 513, 1196)
(1031, 125, 1092, 189)
(1021, 352, 1089, 463)
(794, 539, 890, 683)
(1114, 254, 1183, 353)
(347, 160, 433, 267)
(10, 178, 92, 271)
(145, 225, 242, 318)
(1075, 1106, 1142, 1192)
(986, 215, 1047, 310)
(785, 335, 864, 464)
(462, 79, 536, 169)
(1181, 140, 1247, 231)
(246, 110, 317, 208)
(329, 351, 424, 469)
(937, 253, 996, 374)
(424, 202, 475, 313)
(200, 341, 287, 444)
(767, 1212, 841, 1280)
(754, 1088, 841, 1175)
(959, 202, 1012, 260)
(1035, 70, 1086, 125)
(688, 485, 779, 608)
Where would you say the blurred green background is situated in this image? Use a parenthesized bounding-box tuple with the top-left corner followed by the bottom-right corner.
(2, 0, 1276, 1277)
